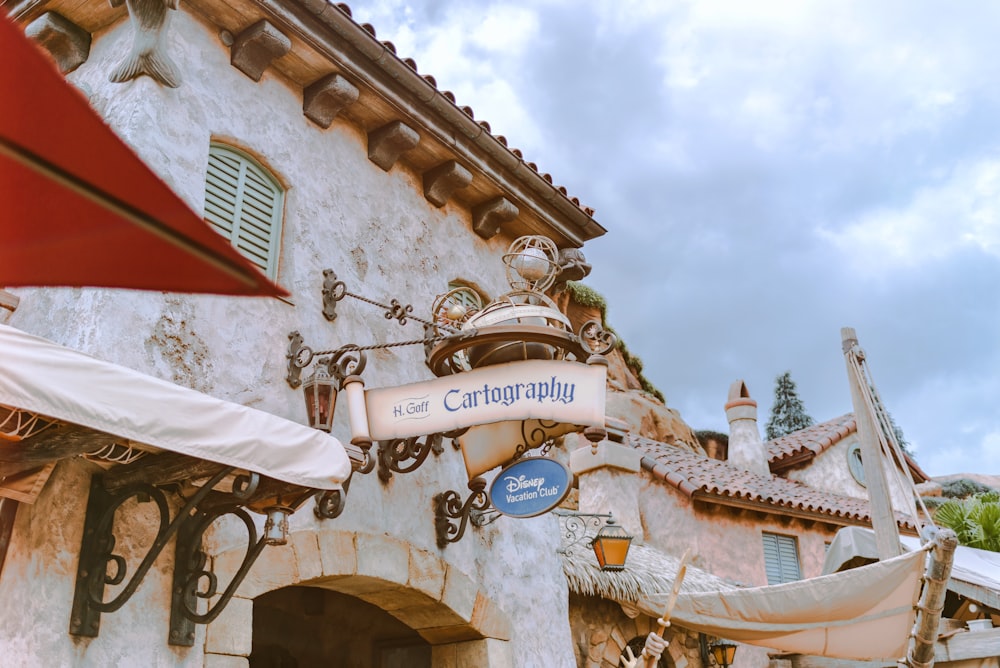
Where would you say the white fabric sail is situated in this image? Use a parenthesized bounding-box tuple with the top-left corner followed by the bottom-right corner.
(635, 546, 929, 660)
(0, 324, 350, 490)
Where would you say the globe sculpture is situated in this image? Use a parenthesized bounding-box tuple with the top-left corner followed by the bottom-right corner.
(427, 235, 614, 376)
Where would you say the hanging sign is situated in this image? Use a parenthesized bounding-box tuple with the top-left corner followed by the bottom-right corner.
(364, 359, 606, 441)
(489, 457, 573, 518)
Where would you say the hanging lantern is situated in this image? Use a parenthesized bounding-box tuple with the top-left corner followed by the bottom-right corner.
(591, 516, 632, 571)
(711, 642, 737, 667)
(302, 360, 336, 432)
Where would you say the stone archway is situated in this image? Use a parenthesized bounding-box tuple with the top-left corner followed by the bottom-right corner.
(202, 529, 512, 667)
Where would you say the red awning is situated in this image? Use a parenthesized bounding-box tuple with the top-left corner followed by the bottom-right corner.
(0, 14, 288, 297)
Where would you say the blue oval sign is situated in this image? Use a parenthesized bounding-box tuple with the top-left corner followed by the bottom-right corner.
(490, 457, 573, 518)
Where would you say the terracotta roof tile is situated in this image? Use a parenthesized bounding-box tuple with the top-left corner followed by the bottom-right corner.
(765, 413, 929, 482)
(766, 413, 856, 469)
(631, 435, 916, 530)
(333, 2, 595, 218)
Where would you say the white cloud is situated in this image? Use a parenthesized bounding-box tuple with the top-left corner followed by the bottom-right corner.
(353, 2, 545, 153)
(819, 158, 1000, 272)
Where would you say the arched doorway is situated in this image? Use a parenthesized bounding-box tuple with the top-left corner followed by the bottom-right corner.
(249, 586, 430, 667)
(204, 530, 513, 667)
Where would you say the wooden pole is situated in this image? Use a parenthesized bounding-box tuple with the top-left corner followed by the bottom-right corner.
(643, 550, 691, 668)
(842, 327, 900, 560)
(0, 498, 19, 583)
(906, 528, 957, 668)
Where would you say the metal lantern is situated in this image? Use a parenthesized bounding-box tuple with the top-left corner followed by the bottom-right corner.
(711, 642, 737, 668)
(302, 360, 336, 432)
(590, 516, 632, 571)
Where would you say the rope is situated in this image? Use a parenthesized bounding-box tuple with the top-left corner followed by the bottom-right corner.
(846, 348, 936, 534)
(0, 407, 54, 441)
(312, 330, 472, 357)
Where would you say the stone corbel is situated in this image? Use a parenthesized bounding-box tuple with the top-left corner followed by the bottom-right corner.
(303, 73, 359, 128)
(367, 120, 420, 171)
(25, 12, 91, 74)
(230, 20, 291, 82)
(423, 160, 472, 207)
(472, 196, 518, 239)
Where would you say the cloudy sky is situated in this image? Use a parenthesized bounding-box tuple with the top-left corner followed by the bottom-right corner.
(351, 0, 1000, 478)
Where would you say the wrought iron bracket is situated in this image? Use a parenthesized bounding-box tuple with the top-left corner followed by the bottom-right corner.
(168, 499, 272, 646)
(552, 509, 612, 556)
(376, 428, 466, 483)
(320, 268, 427, 328)
(70, 466, 235, 638)
(376, 433, 441, 482)
(69, 466, 317, 645)
(434, 477, 490, 548)
(314, 474, 352, 520)
(285, 332, 367, 389)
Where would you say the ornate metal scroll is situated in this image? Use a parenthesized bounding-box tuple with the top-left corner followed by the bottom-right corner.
(321, 269, 347, 321)
(376, 427, 466, 483)
(314, 475, 351, 520)
(168, 503, 267, 645)
(320, 268, 430, 328)
(376, 433, 441, 482)
(285, 332, 367, 389)
(577, 319, 616, 356)
(434, 477, 490, 548)
(70, 466, 234, 638)
(551, 510, 612, 556)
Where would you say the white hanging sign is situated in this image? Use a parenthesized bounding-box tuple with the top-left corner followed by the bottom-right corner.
(364, 359, 606, 443)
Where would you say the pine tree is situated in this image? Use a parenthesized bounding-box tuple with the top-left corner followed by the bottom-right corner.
(765, 371, 815, 440)
(869, 386, 913, 456)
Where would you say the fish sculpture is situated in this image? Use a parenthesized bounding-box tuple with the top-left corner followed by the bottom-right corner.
(108, 0, 181, 87)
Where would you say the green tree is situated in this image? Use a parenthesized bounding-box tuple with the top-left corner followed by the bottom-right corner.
(765, 371, 815, 440)
(935, 492, 1000, 552)
(870, 385, 913, 456)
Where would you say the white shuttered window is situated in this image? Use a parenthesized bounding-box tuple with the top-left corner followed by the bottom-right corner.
(204, 144, 284, 279)
(762, 532, 801, 585)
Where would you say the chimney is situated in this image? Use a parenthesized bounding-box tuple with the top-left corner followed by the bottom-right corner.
(724, 380, 770, 476)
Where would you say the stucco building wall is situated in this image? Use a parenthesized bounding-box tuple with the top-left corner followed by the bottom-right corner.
(2, 8, 577, 667)
(635, 478, 837, 587)
(781, 434, 915, 512)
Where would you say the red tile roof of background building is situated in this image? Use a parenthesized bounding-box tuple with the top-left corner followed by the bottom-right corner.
(765, 413, 929, 482)
(632, 435, 917, 530)
(767, 414, 857, 470)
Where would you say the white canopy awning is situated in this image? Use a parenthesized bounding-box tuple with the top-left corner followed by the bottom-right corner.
(827, 525, 1000, 612)
(638, 546, 928, 661)
(0, 324, 350, 490)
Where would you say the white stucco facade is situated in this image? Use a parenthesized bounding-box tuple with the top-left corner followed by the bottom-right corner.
(1, 7, 587, 666)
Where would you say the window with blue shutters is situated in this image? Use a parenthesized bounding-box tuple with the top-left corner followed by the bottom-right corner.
(204, 144, 284, 280)
(762, 532, 801, 584)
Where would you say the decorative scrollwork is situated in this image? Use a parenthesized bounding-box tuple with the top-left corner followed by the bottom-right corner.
(321, 269, 347, 322)
(434, 477, 490, 548)
(70, 466, 235, 638)
(285, 333, 367, 389)
(285, 331, 313, 389)
(314, 476, 351, 520)
(552, 509, 612, 556)
(512, 419, 561, 461)
(577, 319, 617, 356)
(385, 298, 413, 325)
(325, 345, 367, 383)
(231, 471, 260, 500)
(169, 503, 269, 645)
(377, 433, 442, 482)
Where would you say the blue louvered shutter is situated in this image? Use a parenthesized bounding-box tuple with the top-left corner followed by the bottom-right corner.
(762, 532, 801, 584)
(205, 144, 284, 279)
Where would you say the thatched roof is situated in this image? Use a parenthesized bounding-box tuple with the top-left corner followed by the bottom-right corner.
(561, 539, 735, 603)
